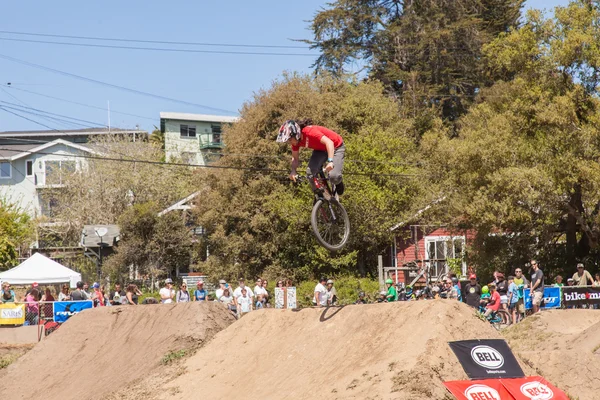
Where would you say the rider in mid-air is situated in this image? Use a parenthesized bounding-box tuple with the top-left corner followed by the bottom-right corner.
(276, 119, 346, 195)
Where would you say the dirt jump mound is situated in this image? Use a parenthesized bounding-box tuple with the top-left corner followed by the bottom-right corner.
(1, 302, 234, 400)
(152, 300, 531, 400)
(504, 309, 600, 400)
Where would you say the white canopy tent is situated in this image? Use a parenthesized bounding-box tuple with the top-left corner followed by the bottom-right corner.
(0, 253, 81, 288)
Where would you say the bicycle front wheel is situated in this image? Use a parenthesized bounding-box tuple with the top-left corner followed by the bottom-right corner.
(310, 198, 350, 251)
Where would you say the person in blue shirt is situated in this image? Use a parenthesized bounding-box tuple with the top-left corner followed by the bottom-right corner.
(194, 281, 207, 301)
(507, 276, 519, 325)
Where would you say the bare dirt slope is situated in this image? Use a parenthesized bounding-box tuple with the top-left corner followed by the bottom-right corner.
(1, 302, 234, 400)
(150, 300, 531, 400)
(504, 309, 600, 400)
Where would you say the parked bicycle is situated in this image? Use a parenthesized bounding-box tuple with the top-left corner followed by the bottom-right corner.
(298, 168, 350, 251)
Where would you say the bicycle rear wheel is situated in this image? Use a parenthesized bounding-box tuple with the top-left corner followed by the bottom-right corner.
(311, 198, 350, 251)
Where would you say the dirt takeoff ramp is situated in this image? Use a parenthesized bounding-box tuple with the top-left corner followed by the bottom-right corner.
(0, 302, 234, 400)
(504, 309, 600, 400)
(155, 300, 523, 400)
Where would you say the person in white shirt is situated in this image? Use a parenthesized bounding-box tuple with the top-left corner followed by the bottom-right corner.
(254, 278, 267, 308)
(215, 279, 228, 300)
(236, 287, 252, 316)
(313, 277, 328, 307)
(233, 278, 254, 308)
(159, 279, 175, 304)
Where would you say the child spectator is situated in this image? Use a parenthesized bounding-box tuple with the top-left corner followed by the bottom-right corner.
(355, 291, 368, 304)
(507, 276, 519, 325)
(326, 279, 338, 305)
(480, 285, 491, 308)
(377, 291, 387, 303)
(484, 283, 501, 318)
(176, 283, 190, 303)
(193, 281, 207, 301)
(236, 287, 252, 317)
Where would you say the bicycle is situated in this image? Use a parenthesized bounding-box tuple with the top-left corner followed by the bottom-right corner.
(477, 305, 512, 331)
(297, 169, 350, 251)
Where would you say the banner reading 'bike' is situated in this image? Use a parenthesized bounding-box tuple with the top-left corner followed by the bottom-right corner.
(562, 286, 600, 307)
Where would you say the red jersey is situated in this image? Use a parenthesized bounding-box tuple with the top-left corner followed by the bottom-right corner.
(291, 126, 343, 152)
(486, 291, 501, 312)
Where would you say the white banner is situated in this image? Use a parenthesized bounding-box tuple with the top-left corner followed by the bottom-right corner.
(286, 287, 297, 309)
(1, 307, 23, 319)
(274, 288, 285, 309)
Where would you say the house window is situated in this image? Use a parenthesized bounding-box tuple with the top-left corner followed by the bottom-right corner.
(0, 162, 11, 179)
(211, 124, 222, 144)
(180, 124, 196, 138)
(39, 192, 59, 218)
(425, 236, 466, 278)
(26, 160, 33, 177)
(45, 160, 76, 185)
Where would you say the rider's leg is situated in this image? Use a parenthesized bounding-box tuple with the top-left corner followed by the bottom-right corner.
(306, 150, 327, 192)
(330, 144, 345, 194)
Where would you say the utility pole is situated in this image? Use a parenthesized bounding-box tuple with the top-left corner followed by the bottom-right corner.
(107, 100, 111, 133)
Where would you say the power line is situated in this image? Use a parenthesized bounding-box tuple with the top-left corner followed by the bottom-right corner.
(2, 84, 156, 121)
(0, 101, 106, 127)
(0, 37, 316, 57)
(0, 146, 420, 177)
(0, 54, 238, 115)
(0, 30, 310, 49)
(0, 107, 64, 132)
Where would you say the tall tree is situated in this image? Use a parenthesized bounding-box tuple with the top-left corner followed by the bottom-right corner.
(0, 200, 32, 269)
(309, 0, 524, 126)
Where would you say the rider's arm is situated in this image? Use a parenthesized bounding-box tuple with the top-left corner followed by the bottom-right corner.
(319, 136, 335, 161)
(290, 149, 300, 176)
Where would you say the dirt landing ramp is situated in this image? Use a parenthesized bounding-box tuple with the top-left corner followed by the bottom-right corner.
(155, 300, 525, 400)
(1, 302, 235, 400)
(504, 309, 600, 400)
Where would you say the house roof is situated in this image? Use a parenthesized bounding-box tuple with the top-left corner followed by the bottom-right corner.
(158, 191, 201, 216)
(0, 139, 96, 161)
(0, 127, 146, 138)
(390, 197, 447, 231)
(80, 225, 120, 248)
(160, 112, 239, 124)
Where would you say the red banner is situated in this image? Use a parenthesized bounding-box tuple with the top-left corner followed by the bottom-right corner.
(500, 376, 569, 400)
(444, 379, 514, 400)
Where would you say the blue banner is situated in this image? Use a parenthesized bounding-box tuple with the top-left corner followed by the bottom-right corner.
(524, 287, 561, 310)
(53, 301, 94, 323)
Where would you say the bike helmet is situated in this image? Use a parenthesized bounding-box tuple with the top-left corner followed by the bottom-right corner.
(451, 277, 458, 284)
(405, 285, 413, 296)
(276, 120, 301, 143)
(482, 285, 489, 294)
(385, 278, 393, 284)
(358, 291, 365, 297)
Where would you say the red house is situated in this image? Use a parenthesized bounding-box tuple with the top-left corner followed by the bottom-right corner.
(384, 201, 475, 285)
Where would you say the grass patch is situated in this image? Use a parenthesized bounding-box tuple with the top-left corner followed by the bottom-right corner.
(0, 354, 21, 369)
(161, 349, 187, 365)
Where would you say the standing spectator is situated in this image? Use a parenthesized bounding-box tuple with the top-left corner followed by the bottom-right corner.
(111, 283, 126, 305)
(160, 279, 175, 304)
(1, 282, 15, 303)
(464, 274, 481, 308)
(193, 281, 207, 301)
(236, 287, 253, 317)
(447, 279, 459, 300)
(219, 288, 235, 313)
(176, 283, 190, 303)
(82, 282, 91, 300)
(554, 275, 564, 287)
(513, 267, 529, 318)
(507, 276, 519, 325)
(40, 287, 55, 318)
(70, 281, 87, 301)
(451, 277, 462, 302)
(126, 284, 142, 305)
(355, 291, 368, 304)
(496, 273, 508, 311)
(215, 279, 227, 300)
(25, 289, 39, 325)
(385, 279, 397, 302)
(314, 277, 328, 307)
(262, 279, 270, 306)
(484, 283, 501, 318)
(326, 279, 338, 305)
(530, 260, 544, 314)
(253, 278, 267, 308)
(572, 263, 594, 286)
(91, 283, 105, 307)
(233, 278, 254, 309)
(57, 285, 70, 301)
(276, 280, 284, 289)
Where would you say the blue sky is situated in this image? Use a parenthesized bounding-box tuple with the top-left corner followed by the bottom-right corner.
(0, 0, 570, 132)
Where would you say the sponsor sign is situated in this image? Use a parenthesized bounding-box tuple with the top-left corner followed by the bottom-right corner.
(53, 301, 93, 323)
(0, 303, 25, 325)
(274, 288, 284, 309)
(286, 287, 297, 309)
(524, 287, 561, 310)
(449, 339, 525, 379)
(444, 379, 514, 400)
(274, 287, 297, 309)
(501, 376, 569, 400)
(562, 286, 600, 307)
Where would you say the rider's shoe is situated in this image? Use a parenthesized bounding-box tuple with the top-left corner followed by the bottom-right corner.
(335, 181, 345, 196)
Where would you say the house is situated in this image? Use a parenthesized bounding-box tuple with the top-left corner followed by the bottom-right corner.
(0, 138, 95, 218)
(0, 127, 146, 145)
(385, 199, 475, 284)
(160, 112, 239, 165)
